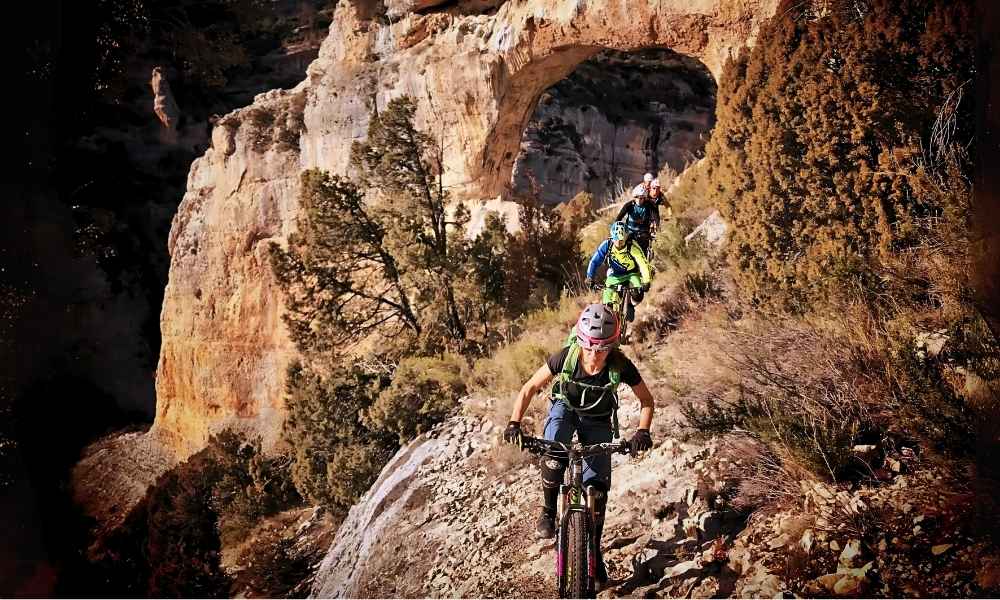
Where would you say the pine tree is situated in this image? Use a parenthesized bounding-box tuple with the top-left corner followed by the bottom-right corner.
(351, 96, 469, 346)
(270, 170, 422, 355)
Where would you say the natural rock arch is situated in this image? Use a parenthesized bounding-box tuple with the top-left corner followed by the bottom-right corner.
(302, 0, 780, 201)
(509, 47, 717, 204)
(473, 11, 737, 200)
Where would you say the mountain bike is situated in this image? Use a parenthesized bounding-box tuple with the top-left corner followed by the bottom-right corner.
(591, 282, 639, 344)
(519, 435, 633, 599)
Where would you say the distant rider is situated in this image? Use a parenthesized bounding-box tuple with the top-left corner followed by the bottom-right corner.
(615, 184, 660, 257)
(648, 178, 671, 216)
(585, 221, 652, 323)
(503, 304, 655, 588)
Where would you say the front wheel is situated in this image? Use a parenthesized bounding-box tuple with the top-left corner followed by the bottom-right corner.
(563, 510, 592, 598)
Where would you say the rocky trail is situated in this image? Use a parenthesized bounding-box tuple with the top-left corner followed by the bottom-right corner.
(310, 333, 757, 599)
(307, 281, 999, 598)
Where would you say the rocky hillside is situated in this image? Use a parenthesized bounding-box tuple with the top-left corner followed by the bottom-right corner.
(147, 0, 778, 462)
(306, 244, 998, 598)
(71, 0, 780, 534)
(309, 398, 733, 598)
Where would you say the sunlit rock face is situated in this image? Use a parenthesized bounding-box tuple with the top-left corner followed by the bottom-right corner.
(147, 0, 779, 462)
(511, 49, 716, 205)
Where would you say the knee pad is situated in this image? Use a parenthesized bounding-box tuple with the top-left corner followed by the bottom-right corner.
(540, 455, 567, 489)
(587, 484, 607, 502)
(632, 290, 644, 304)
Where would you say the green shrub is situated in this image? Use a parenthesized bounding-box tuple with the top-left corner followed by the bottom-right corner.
(98, 432, 250, 597)
(210, 432, 300, 547)
(468, 294, 583, 397)
(365, 354, 468, 444)
(556, 191, 598, 232)
(470, 341, 550, 397)
(578, 213, 616, 262)
(282, 361, 396, 512)
(276, 90, 307, 152)
(650, 217, 701, 273)
(700, 0, 974, 308)
(322, 442, 396, 509)
(246, 106, 276, 153)
(663, 159, 713, 216)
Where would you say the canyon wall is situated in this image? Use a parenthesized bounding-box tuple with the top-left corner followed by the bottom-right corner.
(150, 0, 780, 458)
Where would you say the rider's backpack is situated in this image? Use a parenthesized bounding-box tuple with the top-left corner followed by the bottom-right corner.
(551, 327, 624, 438)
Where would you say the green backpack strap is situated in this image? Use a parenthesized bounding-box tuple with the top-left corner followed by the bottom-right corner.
(557, 342, 581, 391)
(552, 344, 625, 439)
(607, 351, 623, 439)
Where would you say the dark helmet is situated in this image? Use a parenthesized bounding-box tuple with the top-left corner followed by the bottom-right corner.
(576, 303, 620, 350)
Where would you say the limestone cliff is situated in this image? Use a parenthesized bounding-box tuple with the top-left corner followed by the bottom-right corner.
(148, 0, 777, 461)
(77, 2, 779, 525)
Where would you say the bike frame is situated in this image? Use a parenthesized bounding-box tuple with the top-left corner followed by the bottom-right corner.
(521, 437, 631, 598)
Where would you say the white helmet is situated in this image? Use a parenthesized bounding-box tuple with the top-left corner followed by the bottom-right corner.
(650, 178, 661, 189)
(643, 173, 654, 184)
(632, 184, 646, 198)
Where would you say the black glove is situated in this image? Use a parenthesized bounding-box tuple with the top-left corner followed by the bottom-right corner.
(641, 282, 651, 293)
(630, 429, 653, 453)
(503, 421, 523, 448)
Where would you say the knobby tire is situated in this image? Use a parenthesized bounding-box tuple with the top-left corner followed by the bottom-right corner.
(564, 510, 590, 599)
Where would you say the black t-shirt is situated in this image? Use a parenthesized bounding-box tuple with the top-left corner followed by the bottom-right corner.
(546, 347, 642, 416)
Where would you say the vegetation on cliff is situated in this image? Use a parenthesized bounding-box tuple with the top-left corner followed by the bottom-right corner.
(678, 0, 996, 474)
(269, 97, 580, 514)
(92, 431, 299, 597)
(704, 0, 975, 308)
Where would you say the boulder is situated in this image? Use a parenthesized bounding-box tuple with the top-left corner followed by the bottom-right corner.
(684, 210, 728, 247)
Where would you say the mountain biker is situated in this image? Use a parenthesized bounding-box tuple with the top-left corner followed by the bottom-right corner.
(642, 172, 654, 195)
(615, 183, 660, 257)
(648, 178, 671, 213)
(503, 303, 655, 587)
(585, 221, 652, 323)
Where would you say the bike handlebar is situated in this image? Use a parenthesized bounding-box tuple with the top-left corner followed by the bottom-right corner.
(520, 435, 633, 458)
(590, 282, 639, 292)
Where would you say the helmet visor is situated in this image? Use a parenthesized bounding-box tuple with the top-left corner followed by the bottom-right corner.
(577, 328, 620, 351)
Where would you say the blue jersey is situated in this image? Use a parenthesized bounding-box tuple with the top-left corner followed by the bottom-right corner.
(586, 239, 652, 282)
(615, 200, 659, 235)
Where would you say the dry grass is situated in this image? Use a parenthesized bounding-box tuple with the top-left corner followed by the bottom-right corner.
(662, 158, 715, 217)
(720, 435, 807, 514)
(663, 302, 883, 480)
(468, 294, 590, 429)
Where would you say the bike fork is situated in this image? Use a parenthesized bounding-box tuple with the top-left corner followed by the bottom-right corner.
(556, 489, 569, 596)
